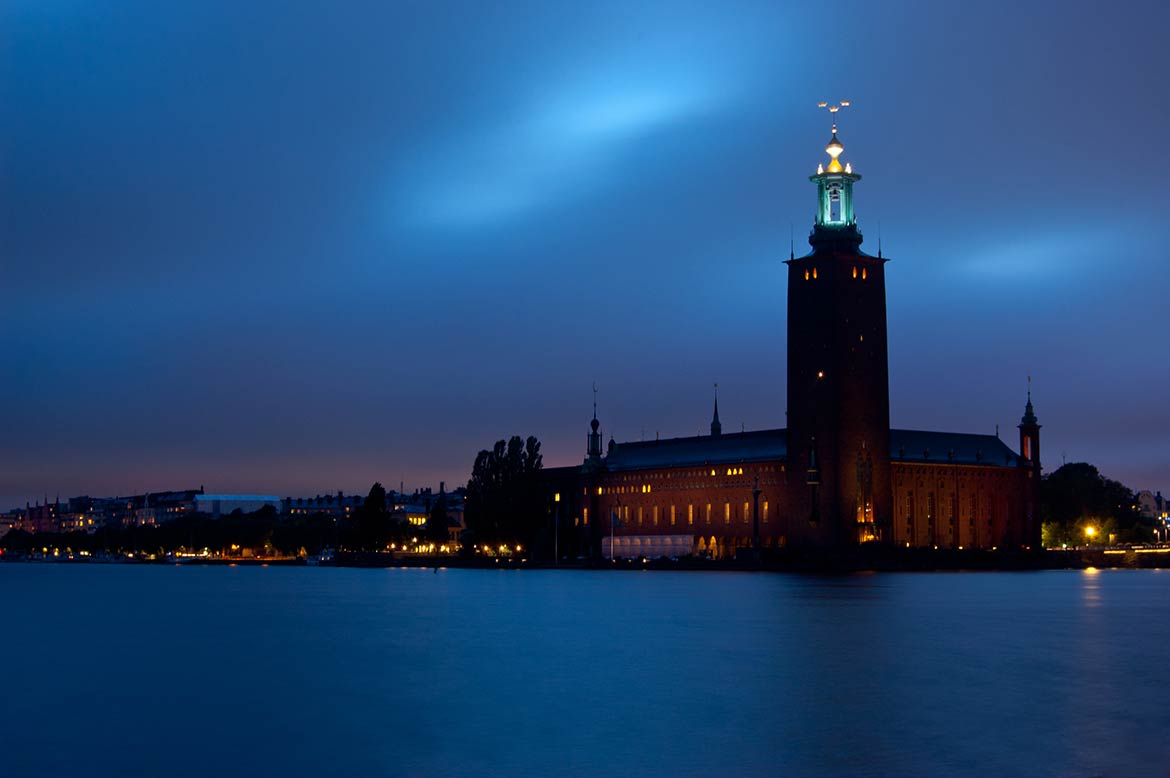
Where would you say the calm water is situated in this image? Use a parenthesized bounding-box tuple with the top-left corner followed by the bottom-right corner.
(1, 565, 1167, 777)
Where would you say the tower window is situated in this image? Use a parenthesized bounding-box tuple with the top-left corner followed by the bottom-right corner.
(862, 268, 867, 280)
(852, 266, 857, 279)
(828, 182, 842, 222)
(804, 269, 809, 281)
(813, 267, 818, 279)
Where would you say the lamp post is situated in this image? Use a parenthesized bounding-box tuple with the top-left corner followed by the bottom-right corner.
(611, 498, 622, 562)
(751, 474, 761, 562)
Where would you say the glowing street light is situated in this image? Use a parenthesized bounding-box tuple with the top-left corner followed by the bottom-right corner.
(1084, 526, 1097, 541)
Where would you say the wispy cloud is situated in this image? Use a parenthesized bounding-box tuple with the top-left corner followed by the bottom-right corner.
(394, 65, 744, 229)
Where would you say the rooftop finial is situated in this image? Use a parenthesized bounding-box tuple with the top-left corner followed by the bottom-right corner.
(592, 381, 598, 420)
(1021, 376, 1038, 426)
(817, 100, 851, 173)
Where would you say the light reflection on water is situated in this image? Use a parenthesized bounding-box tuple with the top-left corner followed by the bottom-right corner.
(1, 566, 1167, 777)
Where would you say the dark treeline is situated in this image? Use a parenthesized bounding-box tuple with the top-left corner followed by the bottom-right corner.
(465, 435, 545, 550)
(1040, 462, 1153, 545)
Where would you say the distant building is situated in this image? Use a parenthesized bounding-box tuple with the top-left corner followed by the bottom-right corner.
(1137, 490, 1162, 519)
(193, 494, 281, 518)
(282, 492, 364, 518)
(391, 484, 467, 541)
(542, 113, 1040, 557)
(0, 510, 18, 539)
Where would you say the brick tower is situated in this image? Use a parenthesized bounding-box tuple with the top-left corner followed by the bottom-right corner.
(785, 102, 892, 547)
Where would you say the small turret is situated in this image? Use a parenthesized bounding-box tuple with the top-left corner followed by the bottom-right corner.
(587, 384, 603, 460)
(1018, 379, 1041, 466)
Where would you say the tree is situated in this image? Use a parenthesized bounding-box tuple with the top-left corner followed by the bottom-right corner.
(344, 481, 394, 551)
(426, 490, 450, 542)
(465, 435, 543, 547)
(1041, 462, 1150, 544)
(364, 482, 387, 515)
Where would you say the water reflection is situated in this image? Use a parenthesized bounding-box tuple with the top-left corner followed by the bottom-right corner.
(0, 566, 1167, 777)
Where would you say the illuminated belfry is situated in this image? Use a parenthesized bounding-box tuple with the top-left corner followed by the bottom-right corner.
(813, 104, 859, 231)
(785, 100, 892, 547)
(809, 100, 862, 252)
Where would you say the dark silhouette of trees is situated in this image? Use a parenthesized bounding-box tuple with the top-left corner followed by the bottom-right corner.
(465, 435, 543, 547)
(343, 482, 396, 551)
(426, 489, 450, 542)
(1041, 462, 1149, 545)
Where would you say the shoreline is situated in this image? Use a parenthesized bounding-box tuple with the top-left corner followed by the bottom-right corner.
(4, 547, 1168, 572)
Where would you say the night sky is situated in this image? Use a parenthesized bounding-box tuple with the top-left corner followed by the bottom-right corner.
(3, 0, 1169, 508)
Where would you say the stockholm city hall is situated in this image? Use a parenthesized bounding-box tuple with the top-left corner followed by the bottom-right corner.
(543, 105, 1042, 558)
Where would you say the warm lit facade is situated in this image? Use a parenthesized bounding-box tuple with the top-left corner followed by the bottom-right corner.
(543, 109, 1041, 557)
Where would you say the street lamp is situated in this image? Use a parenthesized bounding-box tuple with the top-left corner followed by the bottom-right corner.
(1084, 526, 1097, 544)
(611, 498, 622, 562)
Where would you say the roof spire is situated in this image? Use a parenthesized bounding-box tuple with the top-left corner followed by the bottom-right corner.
(710, 383, 722, 437)
(817, 100, 852, 173)
(1021, 376, 1038, 426)
(586, 381, 603, 459)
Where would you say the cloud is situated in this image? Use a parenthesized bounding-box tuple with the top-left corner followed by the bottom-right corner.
(953, 226, 1118, 283)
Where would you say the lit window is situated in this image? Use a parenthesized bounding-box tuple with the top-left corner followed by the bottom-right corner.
(653, 506, 659, 525)
(706, 503, 712, 523)
(743, 502, 750, 523)
(583, 508, 588, 525)
(670, 505, 676, 526)
(763, 501, 769, 522)
(862, 268, 867, 280)
(804, 270, 810, 281)
(724, 503, 731, 524)
(638, 506, 643, 526)
(688, 504, 694, 525)
(813, 267, 818, 279)
(852, 266, 857, 279)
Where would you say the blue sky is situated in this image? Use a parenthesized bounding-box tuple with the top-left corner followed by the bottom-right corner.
(2, 0, 1168, 507)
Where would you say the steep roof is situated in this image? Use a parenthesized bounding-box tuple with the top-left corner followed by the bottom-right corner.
(596, 427, 1021, 472)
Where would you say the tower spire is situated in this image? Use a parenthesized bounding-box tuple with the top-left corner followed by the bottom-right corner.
(586, 382, 603, 460)
(710, 383, 722, 437)
(810, 100, 862, 251)
(1021, 376, 1038, 426)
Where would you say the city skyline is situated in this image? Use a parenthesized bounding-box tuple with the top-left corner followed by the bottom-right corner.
(4, 0, 1169, 508)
